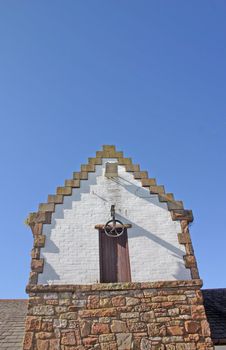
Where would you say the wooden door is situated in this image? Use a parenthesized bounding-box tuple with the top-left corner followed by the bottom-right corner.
(99, 229, 131, 283)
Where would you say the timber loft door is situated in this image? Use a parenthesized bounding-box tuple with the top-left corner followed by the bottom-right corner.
(99, 229, 131, 283)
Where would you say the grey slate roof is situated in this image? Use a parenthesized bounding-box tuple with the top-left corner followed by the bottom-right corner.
(0, 300, 27, 349)
(202, 288, 226, 345)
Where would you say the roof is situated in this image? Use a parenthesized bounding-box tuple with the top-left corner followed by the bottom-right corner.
(0, 300, 28, 349)
(202, 288, 226, 345)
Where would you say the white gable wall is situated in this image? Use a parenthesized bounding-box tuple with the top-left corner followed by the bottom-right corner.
(38, 159, 191, 284)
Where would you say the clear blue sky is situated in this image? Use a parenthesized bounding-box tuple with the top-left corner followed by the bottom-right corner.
(0, 1, 225, 298)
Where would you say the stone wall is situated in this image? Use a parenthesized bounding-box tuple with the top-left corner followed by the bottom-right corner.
(23, 280, 213, 350)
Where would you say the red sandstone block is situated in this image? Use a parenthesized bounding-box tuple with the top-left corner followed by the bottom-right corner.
(185, 321, 201, 333)
(23, 331, 34, 350)
(167, 326, 184, 336)
(91, 323, 110, 334)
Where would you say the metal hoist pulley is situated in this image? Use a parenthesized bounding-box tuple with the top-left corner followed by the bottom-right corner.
(103, 205, 125, 238)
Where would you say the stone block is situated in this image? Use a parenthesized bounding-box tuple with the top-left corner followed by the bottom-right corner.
(23, 331, 34, 350)
(34, 235, 46, 248)
(126, 297, 140, 306)
(185, 321, 200, 333)
(91, 323, 110, 334)
(111, 296, 125, 307)
(56, 186, 72, 195)
(31, 258, 44, 273)
(133, 171, 148, 179)
(141, 178, 157, 187)
(61, 331, 76, 345)
(184, 255, 196, 268)
(25, 316, 41, 331)
(150, 185, 165, 194)
(48, 194, 63, 204)
(99, 334, 115, 342)
(110, 320, 128, 333)
(83, 337, 98, 346)
(36, 339, 49, 350)
(65, 179, 80, 187)
(39, 203, 55, 213)
(116, 333, 132, 350)
(32, 305, 54, 316)
(167, 326, 184, 336)
(102, 145, 116, 152)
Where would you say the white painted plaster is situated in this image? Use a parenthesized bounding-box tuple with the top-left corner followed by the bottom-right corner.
(39, 159, 191, 284)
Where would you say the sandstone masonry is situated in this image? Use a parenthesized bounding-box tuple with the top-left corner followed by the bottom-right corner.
(24, 280, 213, 350)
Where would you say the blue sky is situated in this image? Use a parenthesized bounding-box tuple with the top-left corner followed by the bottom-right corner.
(0, 1, 225, 298)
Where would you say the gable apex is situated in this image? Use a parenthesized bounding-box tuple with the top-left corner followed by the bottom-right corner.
(27, 145, 193, 228)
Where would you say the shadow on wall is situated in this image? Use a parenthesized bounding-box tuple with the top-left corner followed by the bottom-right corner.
(116, 214, 190, 281)
(117, 214, 185, 259)
(38, 260, 60, 283)
(111, 176, 169, 211)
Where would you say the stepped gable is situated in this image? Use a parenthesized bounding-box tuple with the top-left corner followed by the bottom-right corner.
(26, 145, 199, 286)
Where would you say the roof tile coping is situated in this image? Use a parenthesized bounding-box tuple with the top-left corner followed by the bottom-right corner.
(26, 145, 193, 227)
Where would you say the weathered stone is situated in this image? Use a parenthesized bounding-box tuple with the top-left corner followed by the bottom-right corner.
(148, 323, 166, 337)
(31, 259, 44, 273)
(79, 308, 117, 318)
(99, 334, 115, 342)
(140, 338, 152, 350)
(41, 321, 53, 332)
(23, 331, 34, 350)
(168, 295, 186, 302)
(91, 323, 110, 334)
(53, 319, 67, 328)
(88, 295, 100, 308)
(83, 337, 98, 346)
(36, 332, 53, 339)
(127, 320, 147, 332)
(34, 235, 46, 248)
(25, 316, 41, 331)
(49, 339, 60, 350)
(165, 345, 176, 350)
(191, 305, 206, 319)
(81, 320, 91, 337)
(116, 333, 132, 350)
(111, 296, 125, 307)
(111, 320, 128, 333)
(100, 298, 112, 308)
(120, 312, 139, 319)
(36, 339, 49, 350)
(168, 308, 179, 316)
(100, 342, 117, 350)
(140, 311, 155, 322)
(176, 344, 196, 350)
(167, 326, 184, 336)
(32, 305, 54, 316)
(126, 297, 140, 306)
(60, 312, 78, 320)
(201, 320, 211, 336)
(61, 331, 76, 345)
(185, 320, 200, 333)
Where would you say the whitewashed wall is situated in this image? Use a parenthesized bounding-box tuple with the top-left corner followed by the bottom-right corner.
(38, 159, 191, 284)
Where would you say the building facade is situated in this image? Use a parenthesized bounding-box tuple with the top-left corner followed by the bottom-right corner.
(21, 145, 225, 350)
